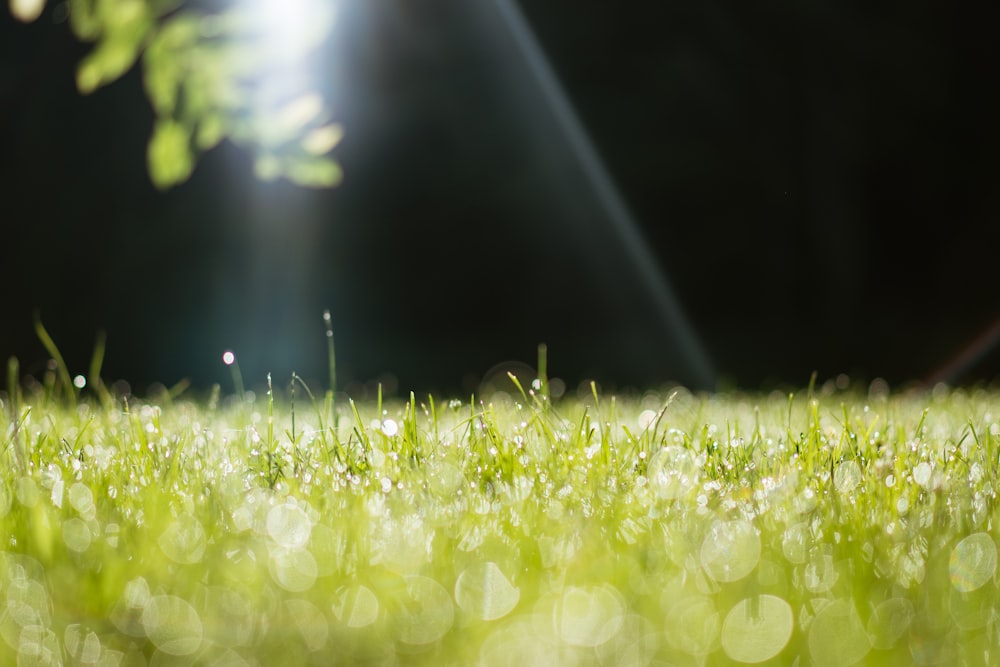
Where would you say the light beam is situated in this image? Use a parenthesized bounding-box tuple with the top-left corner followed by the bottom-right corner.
(489, 0, 716, 388)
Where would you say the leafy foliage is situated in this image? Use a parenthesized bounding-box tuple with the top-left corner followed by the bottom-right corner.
(9, 0, 342, 189)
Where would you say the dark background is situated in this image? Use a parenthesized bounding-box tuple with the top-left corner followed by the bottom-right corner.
(2, 0, 999, 396)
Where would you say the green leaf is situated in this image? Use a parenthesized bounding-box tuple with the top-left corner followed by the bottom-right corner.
(283, 155, 342, 188)
(75, 17, 151, 93)
(98, 0, 146, 32)
(68, 0, 101, 40)
(195, 113, 225, 150)
(147, 119, 194, 189)
(301, 124, 343, 156)
(143, 53, 178, 115)
(143, 15, 199, 115)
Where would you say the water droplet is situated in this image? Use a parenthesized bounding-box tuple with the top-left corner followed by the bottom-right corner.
(381, 419, 398, 437)
(664, 595, 720, 656)
(73, 374, 86, 389)
(807, 599, 870, 667)
(331, 585, 379, 628)
(647, 446, 698, 500)
(284, 599, 328, 652)
(17, 625, 60, 667)
(266, 503, 312, 550)
(68, 483, 95, 518)
(395, 576, 454, 645)
(269, 548, 318, 592)
(204, 648, 252, 667)
(637, 409, 657, 430)
(950, 532, 997, 593)
(913, 462, 932, 489)
(593, 613, 660, 667)
(49, 479, 64, 509)
(721, 595, 793, 663)
(866, 597, 913, 650)
(64, 624, 102, 663)
(62, 517, 92, 553)
(701, 520, 761, 583)
(427, 462, 465, 496)
(110, 577, 150, 637)
(804, 553, 839, 593)
(834, 460, 861, 493)
(142, 595, 204, 656)
(479, 618, 560, 666)
(782, 522, 809, 564)
(222, 351, 235, 366)
(158, 519, 207, 564)
(454, 562, 520, 621)
(554, 585, 625, 647)
(201, 586, 254, 648)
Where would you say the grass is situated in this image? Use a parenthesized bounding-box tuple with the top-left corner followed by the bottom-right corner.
(2, 359, 1000, 666)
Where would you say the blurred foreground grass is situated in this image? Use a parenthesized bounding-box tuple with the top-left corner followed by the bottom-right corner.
(2, 382, 999, 666)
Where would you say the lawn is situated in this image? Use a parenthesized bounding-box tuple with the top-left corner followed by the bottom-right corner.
(2, 368, 998, 666)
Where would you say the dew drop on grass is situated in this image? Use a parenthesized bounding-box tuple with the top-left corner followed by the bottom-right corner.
(834, 460, 861, 493)
(284, 599, 328, 652)
(200, 586, 254, 649)
(701, 520, 761, 583)
(664, 595, 720, 656)
(427, 461, 465, 497)
(49, 479, 63, 509)
(0, 602, 40, 650)
(68, 483, 95, 518)
(64, 624, 101, 664)
(646, 446, 698, 500)
(266, 503, 312, 550)
(479, 618, 559, 667)
(158, 519, 207, 564)
(111, 577, 150, 637)
(269, 548, 318, 592)
(62, 517, 92, 553)
(142, 595, 203, 656)
(331, 585, 380, 628)
(949, 580, 997, 631)
(394, 576, 454, 645)
(804, 553, 838, 593)
(593, 613, 660, 667)
(949, 532, 997, 593)
(17, 625, 60, 667)
(454, 562, 520, 621)
(204, 648, 251, 667)
(807, 599, 870, 667)
(913, 462, 932, 489)
(554, 584, 625, 648)
(866, 597, 914, 650)
(721, 595, 793, 663)
(381, 419, 398, 437)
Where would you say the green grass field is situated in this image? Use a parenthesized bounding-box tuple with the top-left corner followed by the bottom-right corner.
(2, 368, 999, 666)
